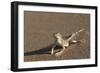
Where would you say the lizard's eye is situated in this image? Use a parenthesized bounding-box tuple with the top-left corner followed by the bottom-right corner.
(53, 32, 62, 38)
(57, 33, 62, 37)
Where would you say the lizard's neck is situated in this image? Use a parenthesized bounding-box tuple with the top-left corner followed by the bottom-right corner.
(56, 37, 63, 44)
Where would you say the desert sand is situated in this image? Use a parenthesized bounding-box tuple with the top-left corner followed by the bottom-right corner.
(24, 11, 90, 62)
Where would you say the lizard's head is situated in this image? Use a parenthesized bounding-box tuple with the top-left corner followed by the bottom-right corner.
(54, 32, 62, 39)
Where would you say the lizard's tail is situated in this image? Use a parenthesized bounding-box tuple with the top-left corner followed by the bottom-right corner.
(75, 29, 85, 34)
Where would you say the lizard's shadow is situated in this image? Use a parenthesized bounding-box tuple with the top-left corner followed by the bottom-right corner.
(24, 42, 79, 56)
(24, 44, 62, 56)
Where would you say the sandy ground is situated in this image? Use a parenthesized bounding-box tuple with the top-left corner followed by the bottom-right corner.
(24, 11, 90, 62)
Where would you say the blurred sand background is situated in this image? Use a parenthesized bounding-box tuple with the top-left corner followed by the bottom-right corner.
(24, 11, 90, 62)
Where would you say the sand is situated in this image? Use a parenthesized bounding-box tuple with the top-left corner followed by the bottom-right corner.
(24, 11, 90, 62)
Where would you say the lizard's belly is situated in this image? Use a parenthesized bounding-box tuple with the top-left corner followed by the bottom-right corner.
(57, 40, 69, 47)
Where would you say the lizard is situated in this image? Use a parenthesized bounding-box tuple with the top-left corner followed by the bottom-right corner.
(51, 29, 85, 56)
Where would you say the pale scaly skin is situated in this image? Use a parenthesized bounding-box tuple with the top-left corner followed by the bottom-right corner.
(51, 29, 84, 56)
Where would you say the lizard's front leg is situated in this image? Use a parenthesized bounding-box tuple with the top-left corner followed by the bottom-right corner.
(51, 43, 57, 55)
(51, 47, 54, 55)
(55, 46, 66, 56)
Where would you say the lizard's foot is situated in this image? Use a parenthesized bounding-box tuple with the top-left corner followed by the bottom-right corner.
(72, 40, 79, 43)
(51, 52, 54, 55)
(55, 51, 63, 57)
(70, 40, 80, 44)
